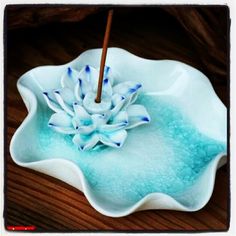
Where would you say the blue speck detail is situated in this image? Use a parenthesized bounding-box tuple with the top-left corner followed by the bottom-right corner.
(129, 88, 136, 93)
(74, 102, 78, 105)
(104, 78, 109, 84)
(129, 84, 142, 93)
(119, 121, 127, 126)
(79, 79, 82, 86)
(121, 96, 125, 100)
(106, 66, 110, 71)
(67, 67, 72, 76)
(142, 117, 150, 122)
(85, 65, 90, 73)
(54, 90, 60, 94)
(105, 66, 110, 74)
(48, 123, 54, 126)
(43, 92, 54, 102)
(115, 142, 121, 147)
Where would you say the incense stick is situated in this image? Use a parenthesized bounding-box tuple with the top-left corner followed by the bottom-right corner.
(95, 9, 114, 103)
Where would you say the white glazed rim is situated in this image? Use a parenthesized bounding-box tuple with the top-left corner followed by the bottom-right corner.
(10, 47, 227, 217)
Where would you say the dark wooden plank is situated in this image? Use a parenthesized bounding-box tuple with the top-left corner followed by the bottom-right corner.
(6, 6, 99, 30)
(5, 6, 229, 232)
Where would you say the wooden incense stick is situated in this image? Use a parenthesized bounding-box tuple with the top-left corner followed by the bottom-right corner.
(95, 9, 114, 103)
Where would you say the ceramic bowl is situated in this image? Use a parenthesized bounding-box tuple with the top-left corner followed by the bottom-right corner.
(10, 48, 227, 217)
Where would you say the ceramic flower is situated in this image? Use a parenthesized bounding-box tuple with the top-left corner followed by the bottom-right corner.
(42, 65, 150, 151)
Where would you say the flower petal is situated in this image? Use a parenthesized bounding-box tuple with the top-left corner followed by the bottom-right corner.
(104, 65, 113, 85)
(101, 111, 128, 131)
(99, 129, 127, 148)
(110, 102, 125, 118)
(42, 91, 63, 113)
(72, 120, 95, 134)
(48, 111, 76, 134)
(110, 94, 126, 117)
(126, 104, 151, 129)
(72, 103, 94, 133)
(111, 82, 142, 115)
(77, 125, 95, 134)
(129, 91, 139, 104)
(111, 93, 125, 107)
(54, 88, 75, 116)
(112, 111, 128, 124)
(101, 77, 112, 97)
(61, 67, 80, 89)
(91, 114, 107, 127)
(77, 65, 97, 98)
(90, 65, 113, 96)
(73, 133, 99, 151)
(95, 66, 113, 96)
(113, 81, 142, 100)
(73, 103, 91, 120)
(74, 80, 82, 103)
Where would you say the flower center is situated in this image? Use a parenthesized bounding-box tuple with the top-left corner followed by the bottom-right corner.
(83, 92, 111, 114)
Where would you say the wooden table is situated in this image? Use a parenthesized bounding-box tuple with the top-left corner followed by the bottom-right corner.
(5, 6, 229, 232)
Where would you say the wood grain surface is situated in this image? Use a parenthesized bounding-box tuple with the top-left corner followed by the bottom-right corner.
(6, 5, 99, 30)
(5, 6, 229, 232)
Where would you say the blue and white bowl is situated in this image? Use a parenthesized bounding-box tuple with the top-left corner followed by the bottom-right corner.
(10, 48, 227, 217)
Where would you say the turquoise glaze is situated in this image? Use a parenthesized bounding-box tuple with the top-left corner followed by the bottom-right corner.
(10, 48, 227, 217)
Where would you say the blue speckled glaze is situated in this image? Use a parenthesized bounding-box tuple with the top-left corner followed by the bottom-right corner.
(35, 94, 226, 206)
(67, 67, 72, 76)
(85, 65, 90, 73)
